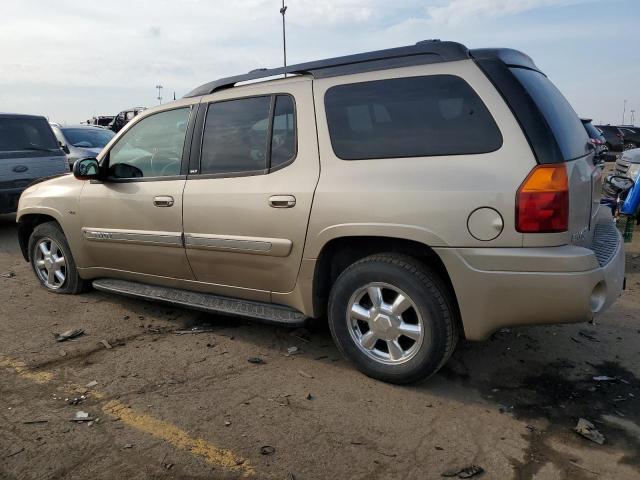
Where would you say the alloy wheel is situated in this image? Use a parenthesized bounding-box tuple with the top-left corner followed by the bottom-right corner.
(33, 237, 67, 289)
(346, 282, 426, 365)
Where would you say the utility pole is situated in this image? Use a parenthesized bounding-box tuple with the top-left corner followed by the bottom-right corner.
(280, 0, 287, 76)
(156, 84, 163, 104)
(622, 99, 627, 125)
(631, 110, 636, 126)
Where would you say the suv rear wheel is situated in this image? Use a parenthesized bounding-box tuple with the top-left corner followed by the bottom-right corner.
(28, 222, 87, 294)
(327, 253, 458, 384)
(624, 142, 637, 151)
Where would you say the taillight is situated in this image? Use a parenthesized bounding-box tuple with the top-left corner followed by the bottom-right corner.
(516, 164, 569, 233)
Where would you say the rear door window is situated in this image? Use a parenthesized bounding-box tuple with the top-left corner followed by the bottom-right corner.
(510, 68, 589, 161)
(0, 117, 58, 152)
(324, 75, 502, 160)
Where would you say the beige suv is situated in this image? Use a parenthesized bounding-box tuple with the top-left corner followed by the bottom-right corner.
(16, 41, 625, 383)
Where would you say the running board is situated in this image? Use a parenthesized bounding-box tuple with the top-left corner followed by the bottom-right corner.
(92, 278, 307, 325)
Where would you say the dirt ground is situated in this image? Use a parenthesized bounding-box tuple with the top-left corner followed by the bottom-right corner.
(1, 212, 639, 480)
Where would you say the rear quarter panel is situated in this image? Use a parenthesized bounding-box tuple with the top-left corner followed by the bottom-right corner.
(305, 60, 536, 258)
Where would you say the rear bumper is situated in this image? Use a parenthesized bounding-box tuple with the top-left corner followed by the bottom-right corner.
(435, 219, 625, 341)
(0, 187, 25, 214)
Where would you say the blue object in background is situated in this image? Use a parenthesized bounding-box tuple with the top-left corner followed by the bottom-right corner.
(620, 180, 640, 216)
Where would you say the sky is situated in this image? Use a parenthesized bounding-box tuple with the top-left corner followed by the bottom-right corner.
(1, 0, 638, 125)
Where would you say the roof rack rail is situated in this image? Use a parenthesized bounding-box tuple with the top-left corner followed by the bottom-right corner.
(184, 40, 469, 98)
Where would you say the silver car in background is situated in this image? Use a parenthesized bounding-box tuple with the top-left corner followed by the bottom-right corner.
(50, 124, 115, 169)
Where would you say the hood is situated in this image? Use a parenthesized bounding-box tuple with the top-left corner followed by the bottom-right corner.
(70, 146, 102, 159)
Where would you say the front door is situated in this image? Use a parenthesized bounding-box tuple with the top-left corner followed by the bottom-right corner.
(182, 78, 319, 296)
(79, 106, 194, 280)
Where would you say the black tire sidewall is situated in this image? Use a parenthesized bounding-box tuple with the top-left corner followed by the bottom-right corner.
(28, 222, 83, 294)
(328, 256, 453, 384)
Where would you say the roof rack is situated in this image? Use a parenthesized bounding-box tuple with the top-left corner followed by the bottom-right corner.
(184, 40, 470, 98)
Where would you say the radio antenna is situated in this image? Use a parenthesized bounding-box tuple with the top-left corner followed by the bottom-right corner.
(280, 0, 288, 76)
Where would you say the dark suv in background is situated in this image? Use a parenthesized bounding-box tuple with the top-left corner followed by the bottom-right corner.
(618, 126, 640, 150)
(596, 124, 625, 152)
(0, 113, 68, 213)
(109, 107, 146, 133)
(581, 118, 612, 162)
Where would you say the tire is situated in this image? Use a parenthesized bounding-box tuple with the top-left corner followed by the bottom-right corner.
(624, 142, 637, 151)
(28, 221, 88, 294)
(327, 253, 458, 384)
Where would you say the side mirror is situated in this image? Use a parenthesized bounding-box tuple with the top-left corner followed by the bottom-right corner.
(59, 141, 70, 154)
(73, 157, 101, 180)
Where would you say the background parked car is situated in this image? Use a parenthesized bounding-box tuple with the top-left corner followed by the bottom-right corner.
(50, 124, 115, 169)
(88, 116, 114, 127)
(618, 125, 640, 150)
(596, 124, 625, 152)
(0, 113, 68, 214)
(581, 118, 612, 162)
(109, 107, 146, 133)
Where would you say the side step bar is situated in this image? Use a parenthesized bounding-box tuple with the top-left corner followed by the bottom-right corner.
(92, 278, 307, 326)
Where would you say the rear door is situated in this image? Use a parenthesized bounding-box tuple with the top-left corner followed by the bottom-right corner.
(182, 78, 319, 298)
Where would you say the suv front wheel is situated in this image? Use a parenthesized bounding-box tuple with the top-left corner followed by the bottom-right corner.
(328, 253, 458, 384)
(28, 222, 87, 294)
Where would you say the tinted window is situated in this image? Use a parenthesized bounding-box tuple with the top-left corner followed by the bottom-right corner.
(511, 68, 589, 161)
(108, 108, 190, 179)
(271, 95, 297, 169)
(324, 75, 502, 160)
(201, 96, 271, 175)
(61, 128, 115, 148)
(0, 117, 58, 152)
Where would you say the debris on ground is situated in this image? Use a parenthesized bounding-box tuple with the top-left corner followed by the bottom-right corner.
(260, 445, 275, 455)
(224, 420, 231, 427)
(71, 411, 96, 422)
(22, 419, 48, 424)
(54, 329, 84, 342)
(248, 357, 266, 365)
(441, 465, 485, 478)
(1, 271, 16, 278)
(99, 339, 113, 349)
(66, 396, 86, 405)
(123, 444, 133, 449)
(174, 326, 216, 335)
(290, 328, 311, 343)
(6, 446, 24, 457)
(306, 393, 314, 400)
(286, 346, 300, 356)
(85, 380, 98, 388)
(593, 375, 616, 382)
(286, 473, 296, 480)
(578, 331, 599, 342)
(574, 418, 605, 445)
(298, 370, 314, 379)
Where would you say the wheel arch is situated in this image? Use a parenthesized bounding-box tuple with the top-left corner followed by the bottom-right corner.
(311, 235, 461, 336)
(17, 213, 63, 262)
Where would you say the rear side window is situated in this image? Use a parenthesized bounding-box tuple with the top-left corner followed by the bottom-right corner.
(200, 94, 297, 175)
(324, 75, 502, 160)
(0, 117, 58, 152)
(510, 68, 589, 161)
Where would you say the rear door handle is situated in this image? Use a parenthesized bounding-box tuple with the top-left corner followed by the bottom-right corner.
(269, 195, 296, 208)
(153, 196, 174, 207)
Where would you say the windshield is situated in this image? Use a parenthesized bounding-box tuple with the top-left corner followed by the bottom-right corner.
(62, 128, 115, 148)
(0, 117, 59, 152)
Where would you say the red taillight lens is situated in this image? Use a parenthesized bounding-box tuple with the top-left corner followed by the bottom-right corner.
(516, 164, 569, 233)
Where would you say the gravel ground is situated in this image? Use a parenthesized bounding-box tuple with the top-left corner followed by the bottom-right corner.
(1, 212, 639, 480)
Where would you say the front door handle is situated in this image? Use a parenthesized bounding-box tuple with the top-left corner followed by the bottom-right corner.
(269, 195, 296, 208)
(153, 196, 174, 207)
